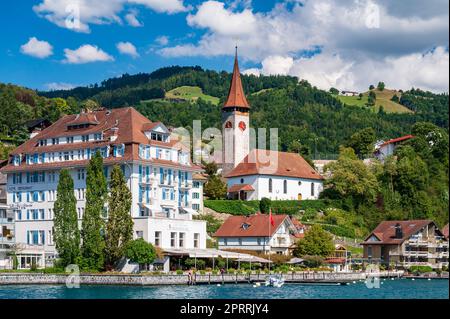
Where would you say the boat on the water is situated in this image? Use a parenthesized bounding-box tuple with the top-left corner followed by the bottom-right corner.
(265, 275, 285, 287)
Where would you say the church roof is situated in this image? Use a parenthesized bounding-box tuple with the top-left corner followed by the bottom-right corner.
(225, 149, 323, 180)
(223, 48, 250, 109)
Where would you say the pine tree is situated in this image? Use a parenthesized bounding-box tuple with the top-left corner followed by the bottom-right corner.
(104, 165, 133, 269)
(81, 151, 107, 270)
(53, 169, 80, 267)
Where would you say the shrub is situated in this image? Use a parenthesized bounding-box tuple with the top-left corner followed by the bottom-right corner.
(409, 266, 433, 274)
(302, 256, 324, 268)
(124, 238, 156, 265)
(176, 269, 184, 275)
(259, 197, 272, 213)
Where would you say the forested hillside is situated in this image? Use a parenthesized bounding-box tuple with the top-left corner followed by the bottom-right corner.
(2, 66, 449, 161)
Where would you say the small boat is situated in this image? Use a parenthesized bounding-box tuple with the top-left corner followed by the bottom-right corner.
(265, 275, 285, 288)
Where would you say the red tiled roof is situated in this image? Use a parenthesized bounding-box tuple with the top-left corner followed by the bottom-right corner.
(214, 214, 288, 237)
(66, 112, 99, 127)
(442, 224, 449, 239)
(227, 184, 255, 193)
(225, 149, 323, 180)
(0, 107, 201, 173)
(380, 135, 414, 147)
(362, 220, 437, 245)
(223, 49, 250, 109)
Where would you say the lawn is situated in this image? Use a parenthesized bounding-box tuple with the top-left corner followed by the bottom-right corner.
(165, 86, 220, 105)
(337, 89, 414, 114)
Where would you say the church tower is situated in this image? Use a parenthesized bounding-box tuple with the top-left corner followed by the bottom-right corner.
(222, 47, 250, 175)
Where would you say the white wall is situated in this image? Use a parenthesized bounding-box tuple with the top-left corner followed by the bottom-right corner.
(222, 111, 250, 169)
(227, 175, 323, 200)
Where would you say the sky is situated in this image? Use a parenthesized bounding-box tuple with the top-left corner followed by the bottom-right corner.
(0, 0, 448, 93)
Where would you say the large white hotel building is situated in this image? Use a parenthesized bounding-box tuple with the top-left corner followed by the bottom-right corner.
(0, 107, 207, 268)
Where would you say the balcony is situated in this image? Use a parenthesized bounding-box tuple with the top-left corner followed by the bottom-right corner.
(407, 239, 430, 246)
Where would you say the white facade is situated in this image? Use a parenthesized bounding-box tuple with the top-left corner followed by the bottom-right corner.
(216, 218, 294, 255)
(6, 162, 206, 268)
(227, 175, 323, 201)
(2, 108, 207, 269)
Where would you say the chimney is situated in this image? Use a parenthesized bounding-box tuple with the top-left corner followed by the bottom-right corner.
(395, 223, 403, 239)
(110, 127, 119, 142)
(30, 129, 41, 139)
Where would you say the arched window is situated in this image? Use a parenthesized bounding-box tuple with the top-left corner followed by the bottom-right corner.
(283, 180, 287, 194)
(311, 182, 315, 196)
(268, 178, 272, 193)
(240, 178, 244, 184)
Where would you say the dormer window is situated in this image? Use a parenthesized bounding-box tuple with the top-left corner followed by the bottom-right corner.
(52, 138, 59, 145)
(66, 136, 74, 144)
(13, 155, 21, 166)
(241, 223, 251, 230)
(94, 133, 103, 141)
(39, 139, 47, 147)
(82, 135, 89, 142)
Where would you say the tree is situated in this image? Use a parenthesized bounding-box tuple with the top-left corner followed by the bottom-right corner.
(358, 93, 363, 100)
(294, 224, 334, 257)
(329, 87, 339, 95)
(324, 147, 379, 206)
(193, 214, 222, 235)
(204, 175, 227, 199)
(391, 94, 399, 103)
(81, 151, 107, 270)
(203, 161, 218, 176)
(377, 82, 385, 91)
(259, 197, 272, 213)
(369, 84, 375, 90)
(124, 239, 156, 265)
(367, 91, 376, 106)
(53, 169, 80, 267)
(346, 127, 376, 159)
(104, 165, 134, 269)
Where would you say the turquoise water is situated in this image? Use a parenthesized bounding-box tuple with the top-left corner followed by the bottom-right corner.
(0, 279, 448, 299)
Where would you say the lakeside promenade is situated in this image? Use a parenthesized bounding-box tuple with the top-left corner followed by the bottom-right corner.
(0, 271, 404, 286)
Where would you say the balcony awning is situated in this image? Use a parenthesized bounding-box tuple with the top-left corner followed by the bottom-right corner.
(227, 184, 255, 193)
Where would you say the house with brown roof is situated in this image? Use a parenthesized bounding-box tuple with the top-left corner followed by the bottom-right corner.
(0, 107, 206, 269)
(219, 49, 323, 201)
(214, 213, 300, 255)
(373, 135, 414, 161)
(361, 220, 448, 269)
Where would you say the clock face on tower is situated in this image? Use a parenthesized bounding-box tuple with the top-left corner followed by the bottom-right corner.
(238, 121, 247, 131)
(225, 121, 232, 129)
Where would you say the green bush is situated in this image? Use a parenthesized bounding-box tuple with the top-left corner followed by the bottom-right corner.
(409, 266, 433, 274)
(259, 197, 272, 213)
(176, 269, 184, 275)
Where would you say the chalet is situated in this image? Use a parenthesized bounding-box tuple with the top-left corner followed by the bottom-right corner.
(373, 135, 414, 161)
(214, 213, 300, 255)
(361, 220, 448, 269)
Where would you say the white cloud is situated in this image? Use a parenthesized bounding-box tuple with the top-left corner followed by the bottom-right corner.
(63, 44, 114, 64)
(128, 0, 189, 14)
(155, 35, 170, 46)
(45, 82, 77, 91)
(116, 41, 140, 58)
(20, 37, 53, 58)
(125, 10, 143, 27)
(187, 1, 256, 36)
(161, 0, 449, 92)
(33, 0, 188, 32)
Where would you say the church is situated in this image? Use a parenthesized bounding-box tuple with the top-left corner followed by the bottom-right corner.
(220, 49, 324, 201)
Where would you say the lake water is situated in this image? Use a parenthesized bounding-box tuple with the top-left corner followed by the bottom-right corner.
(0, 278, 448, 299)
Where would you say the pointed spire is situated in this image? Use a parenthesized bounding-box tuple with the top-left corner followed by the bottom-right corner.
(223, 46, 250, 109)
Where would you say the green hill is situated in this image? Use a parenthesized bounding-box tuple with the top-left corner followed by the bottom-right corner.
(165, 86, 220, 105)
(337, 89, 413, 114)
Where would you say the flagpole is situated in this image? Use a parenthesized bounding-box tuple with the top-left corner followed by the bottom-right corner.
(268, 209, 271, 272)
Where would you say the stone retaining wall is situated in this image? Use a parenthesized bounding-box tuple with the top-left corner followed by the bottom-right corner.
(0, 271, 402, 286)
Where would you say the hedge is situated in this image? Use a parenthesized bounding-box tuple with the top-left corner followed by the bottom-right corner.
(204, 199, 338, 216)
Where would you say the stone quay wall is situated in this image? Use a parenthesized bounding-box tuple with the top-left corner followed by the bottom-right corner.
(0, 271, 403, 286)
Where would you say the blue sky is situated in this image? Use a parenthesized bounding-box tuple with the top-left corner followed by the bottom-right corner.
(0, 0, 448, 92)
